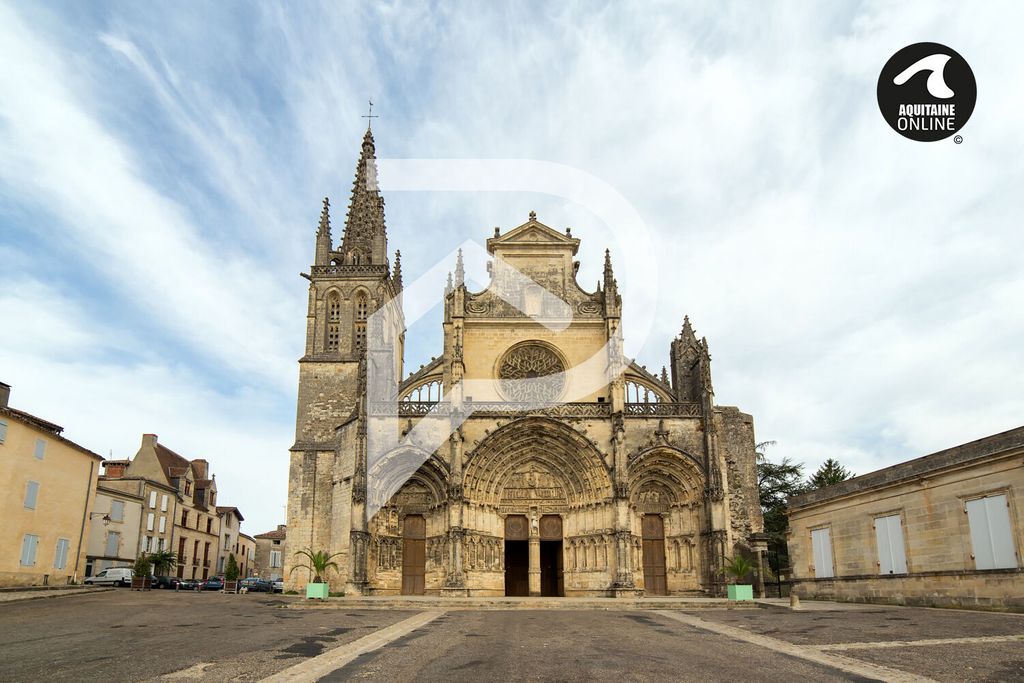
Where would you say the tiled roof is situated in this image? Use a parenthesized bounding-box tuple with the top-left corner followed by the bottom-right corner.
(255, 528, 287, 540)
(216, 506, 244, 521)
(154, 443, 191, 482)
(0, 406, 104, 461)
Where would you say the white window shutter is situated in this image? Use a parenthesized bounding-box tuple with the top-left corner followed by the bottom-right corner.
(811, 528, 834, 578)
(875, 515, 907, 574)
(21, 534, 39, 566)
(149, 491, 157, 508)
(109, 500, 124, 522)
(54, 538, 70, 569)
(24, 480, 40, 509)
(147, 513, 155, 532)
(34, 438, 45, 459)
(161, 495, 168, 512)
(159, 516, 166, 533)
(965, 496, 1016, 570)
(0, 418, 7, 443)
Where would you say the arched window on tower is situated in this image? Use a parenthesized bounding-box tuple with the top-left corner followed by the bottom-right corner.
(353, 292, 368, 352)
(326, 292, 341, 351)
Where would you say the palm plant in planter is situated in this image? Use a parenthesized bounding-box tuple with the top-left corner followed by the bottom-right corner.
(132, 553, 153, 590)
(224, 553, 240, 593)
(722, 555, 756, 600)
(291, 548, 342, 599)
(150, 549, 177, 578)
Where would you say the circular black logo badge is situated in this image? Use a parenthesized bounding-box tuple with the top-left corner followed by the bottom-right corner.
(877, 42, 976, 142)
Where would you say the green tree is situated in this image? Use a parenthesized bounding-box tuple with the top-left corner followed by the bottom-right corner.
(224, 553, 239, 582)
(149, 549, 177, 576)
(756, 441, 806, 573)
(807, 458, 854, 490)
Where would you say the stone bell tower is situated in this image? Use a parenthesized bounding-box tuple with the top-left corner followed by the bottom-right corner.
(285, 126, 404, 577)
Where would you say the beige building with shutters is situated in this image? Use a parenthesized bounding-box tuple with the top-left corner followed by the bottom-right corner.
(254, 525, 287, 581)
(84, 483, 144, 575)
(787, 427, 1024, 610)
(0, 382, 103, 587)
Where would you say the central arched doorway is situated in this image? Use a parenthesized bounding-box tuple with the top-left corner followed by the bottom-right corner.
(504, 515, 529, 596)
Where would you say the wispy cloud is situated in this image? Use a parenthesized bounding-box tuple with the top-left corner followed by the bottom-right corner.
(1, 0, 1021, 533)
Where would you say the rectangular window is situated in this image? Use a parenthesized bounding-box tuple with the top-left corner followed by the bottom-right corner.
(810, 527, 834, 578)
(875, 514, 908, 574)
(145, 536, 153, 553)
(34, 438, 45, 459)
(105, 531, 120, 557)
(206, 518, 212, 533)
(181, 510, 189, 527)
(149, 491, 157, 508)
(158, 516, 166, 533)
(20, 534, 39, 566)
(109, 499, 125, 522)
(270, 550, 282, 568)
(146, 512, 154, 532)
(0, 418, 7, 443)
(54, 538, 70, 570)
(24, 480, 40, 509)
(161, 495, 168, 512)
(967, 494, 1018, 570)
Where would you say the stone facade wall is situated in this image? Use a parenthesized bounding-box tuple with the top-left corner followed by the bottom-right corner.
(787, 431, 1024, 610)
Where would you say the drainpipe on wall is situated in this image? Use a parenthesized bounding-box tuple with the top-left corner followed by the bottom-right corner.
(73, 459, 97, 583)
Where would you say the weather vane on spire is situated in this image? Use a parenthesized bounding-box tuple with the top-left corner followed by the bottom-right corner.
(362, 98, 379, 129)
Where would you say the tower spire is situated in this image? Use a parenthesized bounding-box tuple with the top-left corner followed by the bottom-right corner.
(314, 196, 332, 266)
(340, 127, 387, 266)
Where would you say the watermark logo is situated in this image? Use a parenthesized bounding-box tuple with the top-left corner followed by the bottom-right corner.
(877, 42, 976, 142)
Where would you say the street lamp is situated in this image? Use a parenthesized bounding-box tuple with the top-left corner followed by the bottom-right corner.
(89, 513, 112, 526)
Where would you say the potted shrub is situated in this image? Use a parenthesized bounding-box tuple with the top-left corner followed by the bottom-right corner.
(722, 555, 755, 600)
(224, 553, 240, 594)
(291, 548, 342, 600)
(131, 553, 153, 590)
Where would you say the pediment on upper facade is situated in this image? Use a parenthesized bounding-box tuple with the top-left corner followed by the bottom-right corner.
(486, 216, 580, 255)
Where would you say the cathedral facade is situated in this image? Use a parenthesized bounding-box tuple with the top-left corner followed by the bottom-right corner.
(284, 128, 763, 597)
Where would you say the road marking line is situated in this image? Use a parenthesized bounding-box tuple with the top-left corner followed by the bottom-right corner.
(818, 634, 1024, 651)
(656, 611, 936, 683)
(260, 610, 444, 683)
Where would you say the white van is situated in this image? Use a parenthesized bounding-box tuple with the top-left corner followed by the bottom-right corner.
(84, 567, 133, 586)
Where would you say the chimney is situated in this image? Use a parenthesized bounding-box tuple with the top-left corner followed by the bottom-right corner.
(0, 382, 10, 409)
(103, 461, 128, 479)
(278, 524, 287, 532)
(142, 433, 158, 448)
(192, 459, 209, 479)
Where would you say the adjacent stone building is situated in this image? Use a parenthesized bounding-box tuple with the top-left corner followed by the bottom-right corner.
(254, 525, 287, 581)
(284, 129, 764, 596)
(787, 427, 1024, 609)
(102, 434, 237, 581)
(84, 482, 144, 576)
(0, 382, 103, 587)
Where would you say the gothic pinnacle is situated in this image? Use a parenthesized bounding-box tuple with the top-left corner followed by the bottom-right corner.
(318, 197, 331, 235)
(393, 249, 403, 290)
(681, 315, 696, 341)
(454, 248, 465, 286)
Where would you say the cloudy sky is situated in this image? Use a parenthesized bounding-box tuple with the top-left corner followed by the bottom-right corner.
(1, 1, 1022, 535)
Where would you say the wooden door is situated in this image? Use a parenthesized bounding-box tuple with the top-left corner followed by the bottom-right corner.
(402, 515, 426, 595)
(642, 514, 667, 596)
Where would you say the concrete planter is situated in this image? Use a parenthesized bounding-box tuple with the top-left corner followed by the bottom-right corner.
(306, 583, 330, 599)
(727, 584, 753, 600)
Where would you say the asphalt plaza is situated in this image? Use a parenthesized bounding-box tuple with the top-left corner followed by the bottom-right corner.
(1, 591, 1022, 682)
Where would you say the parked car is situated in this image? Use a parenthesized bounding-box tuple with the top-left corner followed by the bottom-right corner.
(272, 580, 284, 593)
(176, 578, 200, 591)
(200, 576, 224, 591)
(239, 577, 273, 593)
(84, 567, 133, 587)
(152, 575, 180, 589)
